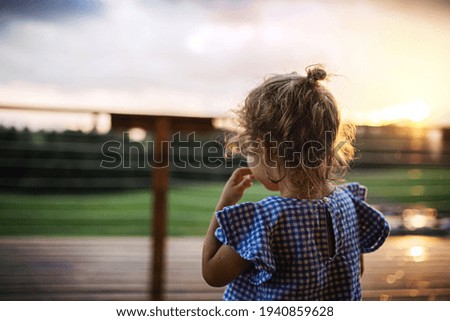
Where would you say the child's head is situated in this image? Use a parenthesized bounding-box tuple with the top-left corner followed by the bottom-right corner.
(229, 65, 355, 198)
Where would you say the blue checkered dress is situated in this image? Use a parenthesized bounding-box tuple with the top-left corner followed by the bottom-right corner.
(215, 182, 390, 301)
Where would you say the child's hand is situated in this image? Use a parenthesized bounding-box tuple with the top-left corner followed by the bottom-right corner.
(216, 168, 254, 210)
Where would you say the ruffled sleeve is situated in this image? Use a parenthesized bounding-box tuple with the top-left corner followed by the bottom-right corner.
(215, 202, 275, 285)
(342, 183, 390, 253)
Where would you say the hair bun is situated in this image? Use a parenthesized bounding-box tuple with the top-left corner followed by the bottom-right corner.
(306, 65, 327, 83)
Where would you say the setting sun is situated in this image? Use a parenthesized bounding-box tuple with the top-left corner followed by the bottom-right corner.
(364, 100, 430, 126)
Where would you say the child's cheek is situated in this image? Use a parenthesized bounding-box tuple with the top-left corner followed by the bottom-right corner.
(259, 178, 280, 191)
(247, 155, 279, 191)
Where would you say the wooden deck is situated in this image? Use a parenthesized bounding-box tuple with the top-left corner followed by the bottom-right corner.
(0, 236, 449, 301)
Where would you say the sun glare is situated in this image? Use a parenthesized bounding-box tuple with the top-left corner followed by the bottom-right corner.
(409, 246, 426, 262)
(366, 100, 430, 126)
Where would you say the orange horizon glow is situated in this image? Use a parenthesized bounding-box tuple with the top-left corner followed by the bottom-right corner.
(0, 100, 446, 134)
(353, 100, 432, 128)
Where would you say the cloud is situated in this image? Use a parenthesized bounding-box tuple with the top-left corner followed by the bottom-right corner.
(0, 0, 102, 21)
(0, 0, 449, 127)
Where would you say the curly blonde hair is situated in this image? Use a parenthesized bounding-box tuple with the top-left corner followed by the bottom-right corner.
(227, 65, 355, 198)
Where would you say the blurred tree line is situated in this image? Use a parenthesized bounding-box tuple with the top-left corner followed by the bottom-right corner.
(0, 126, 238, 194)
(1, 125, 448, 194)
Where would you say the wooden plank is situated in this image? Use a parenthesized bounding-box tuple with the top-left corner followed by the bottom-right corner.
(0, 236, 449, 301)
(110, 114, 215, 133)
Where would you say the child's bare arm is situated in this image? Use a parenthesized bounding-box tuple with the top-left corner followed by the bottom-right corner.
(202, 215, 251, 287)
(202, 168, 254, 287)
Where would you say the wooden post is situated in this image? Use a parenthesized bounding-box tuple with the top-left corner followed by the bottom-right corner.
(150, 117, 170, 300)
(108, 113, 215, 300)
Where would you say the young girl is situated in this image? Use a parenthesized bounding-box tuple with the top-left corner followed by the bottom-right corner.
(202, 65, 390, 300)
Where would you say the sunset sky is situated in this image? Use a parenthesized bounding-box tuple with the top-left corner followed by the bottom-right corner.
(0, 0, 449, 131)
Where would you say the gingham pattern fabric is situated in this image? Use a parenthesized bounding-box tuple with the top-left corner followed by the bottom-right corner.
(215, 182, 390, 301)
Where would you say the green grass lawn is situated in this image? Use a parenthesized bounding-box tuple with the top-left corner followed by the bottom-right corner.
(0, 167, 448, 236)
(346, 167, 450, 212)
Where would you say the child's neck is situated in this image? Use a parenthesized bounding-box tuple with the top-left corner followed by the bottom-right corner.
(278, 180, 335, 200)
